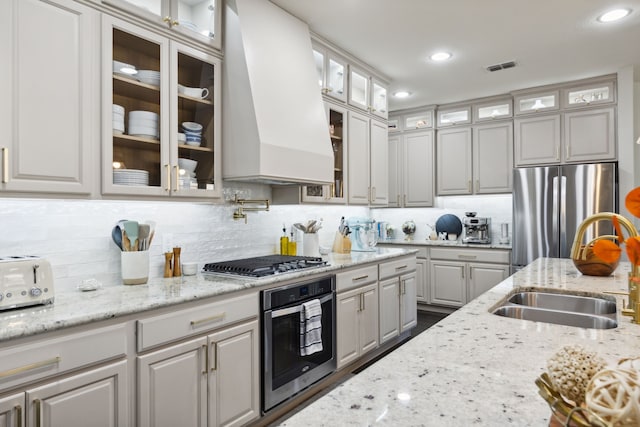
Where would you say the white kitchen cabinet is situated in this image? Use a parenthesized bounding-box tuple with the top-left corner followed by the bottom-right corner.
(436, 105, 471, 128)
(26, 361, 128, 427)
(138, 319, 259, 427)
(312, 44, 347, 103)
(404, 110, 434, 130)
(416, 258, 429, 304)
(514, 114, 561, 166)
(0, 393, 24, 427)
(348, 66, 388, 118)
(561, 79, 615, 109)
(436, 127, 472, 195)
(473, 98, 512, 122)
(101, 0, 221, 50)
(430, 248, 510, 308)
(389, 131, 434, 207)
(371, 78, 388, 119)
(0, 0, 97, 195)
(348, 111, 388, 205)
(564, 107, 616, 163)
(473, 122, 513, 193)
(514, 90, 559, 115)
(336, 283, 379, 370)
(302, 103, 348, 203)
(102, 15, 222, 198)
(378, 257, 417, 344)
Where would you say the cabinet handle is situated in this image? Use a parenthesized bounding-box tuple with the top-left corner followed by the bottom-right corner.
(173, 165, 180, 192)
(401, 281, 405, 295)
(327, 88, 333, 93)
(467, 180, 471, 192)
(15, 405, 22, 427)
(403, 194, 407, 206)
(210, 342, 217, 372)
(566, 146, 570, 160)
(476, 180, 479, 192)
(360, 293, 365, 311)
(190, 312, 225, 327)
(34, 399, 42, 427)
(164, 164, 170, 191)
(162, 16, 172, 27)
(0, 356, 60, 379)
(461, 267, 465, 279)
(469, 267, 473, 280)
(171, 20, 179, 27)
(556, 146, 560, 160)
(202, 344, 208, 375)
(395, 265, 408, 271)
(458, 254, 477, 260)
(372, 187, 376, 202)
(368, 187, 371, 203)
(397, 195, 400, 206)
(2, 147, 8, 183)
(352, 275, 369, 282)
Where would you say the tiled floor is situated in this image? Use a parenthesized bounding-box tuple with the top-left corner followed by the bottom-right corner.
(269, 310, 449, 426)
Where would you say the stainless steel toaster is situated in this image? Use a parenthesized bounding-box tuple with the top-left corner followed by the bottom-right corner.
(0, 256, 54, 310)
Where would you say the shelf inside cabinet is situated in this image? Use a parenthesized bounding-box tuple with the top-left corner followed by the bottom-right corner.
(178, 144, 213, 153)
(178, 93, 214, 106)
(113, 75, 160, 104)
(330, 135, 342, 140)
(114, 133, 160, 148)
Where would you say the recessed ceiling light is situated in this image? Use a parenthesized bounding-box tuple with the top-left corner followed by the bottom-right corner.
(393, 91, 411, 98)
(597, 8, 631, 22)
(430, 52, 452, 61)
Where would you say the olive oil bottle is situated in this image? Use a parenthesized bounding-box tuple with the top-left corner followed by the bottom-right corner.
(280, 225, 289, 255)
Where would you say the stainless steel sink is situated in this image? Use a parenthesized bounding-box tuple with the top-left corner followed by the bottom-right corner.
(507, 292, 617, 316)
(492, 306, 618, 329)
(491, 290, 618, 329)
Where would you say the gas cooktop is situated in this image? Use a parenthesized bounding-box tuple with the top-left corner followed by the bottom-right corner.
(202, 255, 327, 277)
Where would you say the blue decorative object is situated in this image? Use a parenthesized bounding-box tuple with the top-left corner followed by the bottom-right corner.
(435, 214, 462, 236)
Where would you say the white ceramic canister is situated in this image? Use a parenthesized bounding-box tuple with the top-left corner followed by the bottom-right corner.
(121, 251, 149, 285)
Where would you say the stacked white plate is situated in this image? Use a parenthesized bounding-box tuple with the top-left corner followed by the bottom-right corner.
(113, 60, 137, 78)
(113, 104, 125, 135)
(137, 69, 160, 86)
(113, 169, 149, 186)
(128, 110, 159, 139)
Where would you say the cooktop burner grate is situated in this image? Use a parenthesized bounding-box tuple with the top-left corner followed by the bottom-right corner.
(202, 255, 327, 277)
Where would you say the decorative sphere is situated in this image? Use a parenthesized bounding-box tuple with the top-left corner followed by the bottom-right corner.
(402, 221, 416, 235)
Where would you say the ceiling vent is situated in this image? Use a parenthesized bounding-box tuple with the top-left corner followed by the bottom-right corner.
(486, 61, 517, 72)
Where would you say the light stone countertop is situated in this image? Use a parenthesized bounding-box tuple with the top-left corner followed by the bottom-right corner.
(279, 258, 640, 427)
(0, 248, 416, 343)
(378, 238, 512, 250)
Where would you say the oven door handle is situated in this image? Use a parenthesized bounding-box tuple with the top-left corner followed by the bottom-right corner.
(270, 293, 334, 319)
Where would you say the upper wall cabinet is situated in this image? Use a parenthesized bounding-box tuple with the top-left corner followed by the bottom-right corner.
(436, 105, 471, 128)
(102, 15, 221, 198)
(102, 0, 222, 50)
(561, 79, 615, 109)
(404, 110, 434, 130)
(0, 0, 98, 195)
(473, 98, 512, 122)
(348, 66, 388, 119)
(514, 90, 559, 115)
(313, 44, 347, 103)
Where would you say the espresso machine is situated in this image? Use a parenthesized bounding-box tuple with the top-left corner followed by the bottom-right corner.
(462, 212, 491, 244)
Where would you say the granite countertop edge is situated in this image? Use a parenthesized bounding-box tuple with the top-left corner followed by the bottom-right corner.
(378, 239, 512, 249)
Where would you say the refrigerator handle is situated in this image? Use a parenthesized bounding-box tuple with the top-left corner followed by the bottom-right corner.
(552, 176, 559, 247)
(559, 175, 567, 255)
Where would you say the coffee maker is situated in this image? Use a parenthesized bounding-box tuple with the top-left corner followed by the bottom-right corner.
(462, 212, 491, 244)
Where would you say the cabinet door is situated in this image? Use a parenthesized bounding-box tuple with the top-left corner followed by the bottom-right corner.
(348, 66, 370, 111)
(27, 361, 128, 427)
(416, 258, 429, 304)
(137, 337, 207, 427)
(0, 0, 96, 194)
(400, 272, 417, 333)
(468, 263, 509, 301)
(436, 127, 472, 195)
(430, 261, 466, 307)
(387, 135, 401, 207)
(473, 122, 513, 193)
(359, 284, 379, 355)
(0, 393, 24, 427)
(378, 278, 400, 344)
(514, 115, 561, 166)
(209, 319, 259, 427)
(326, 52, 347, 102)
(371, 78, 388, 119)
(564, 107, 615, 163)
(336, 288, 360, 369)
(370, 119, 389, 205)
(403, 130, 434, 206)
(347, 111, 370, 204)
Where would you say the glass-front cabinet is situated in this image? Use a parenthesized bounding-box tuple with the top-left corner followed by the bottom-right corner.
(404, 110, 434, 130)
(102, 15, 221, 198)
(302, 104, 347, 203)
(312, 44, 347, 102)
(436, 106, 471, 128)
(349, 66, 370, 112)
(561, 80, 615, 109)
(102, 0, 221, 49)
(371, 78, 388, 119)
(473, 99, 512, 122)
(514, 91, 559, 115)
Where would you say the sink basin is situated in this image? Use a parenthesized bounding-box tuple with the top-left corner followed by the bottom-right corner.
(507, 292, 617, 316)
(492, 306, 617, 329)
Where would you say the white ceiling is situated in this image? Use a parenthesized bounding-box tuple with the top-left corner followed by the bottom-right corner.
(270, 0, 640, 111)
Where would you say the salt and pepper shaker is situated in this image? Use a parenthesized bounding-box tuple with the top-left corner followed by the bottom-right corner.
(164, 252, 173, 278)
(172, 247, 182, 277)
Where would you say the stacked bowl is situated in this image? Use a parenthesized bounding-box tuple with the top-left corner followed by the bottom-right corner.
(129, 111, 159, 139)
(113, 104, 125, 135)
(182, 122, 203, 146)
(137, 69, 160, 87)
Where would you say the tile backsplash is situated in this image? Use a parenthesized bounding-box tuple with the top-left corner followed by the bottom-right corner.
(0, 187, 511, 292)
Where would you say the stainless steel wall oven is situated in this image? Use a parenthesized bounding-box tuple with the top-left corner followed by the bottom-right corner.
(261, 275, 336, 413)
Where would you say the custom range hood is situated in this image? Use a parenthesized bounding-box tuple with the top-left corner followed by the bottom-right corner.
(222, 0, 334, 185)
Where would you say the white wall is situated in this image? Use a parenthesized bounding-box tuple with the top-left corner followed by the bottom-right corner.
(0, 183, 367, 292)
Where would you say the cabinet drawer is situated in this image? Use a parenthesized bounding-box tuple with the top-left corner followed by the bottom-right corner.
(137, 293, 257, 351)
(0, 323, 127, 392)
(379, 256, 417, 280)
(336, 265, 378, 292)
(430, 248, 510, 264)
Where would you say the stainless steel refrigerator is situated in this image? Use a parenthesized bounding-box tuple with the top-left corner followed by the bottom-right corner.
(512, 162, 618, 270)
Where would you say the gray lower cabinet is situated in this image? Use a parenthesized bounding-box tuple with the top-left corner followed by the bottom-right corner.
(0, 393, 23, 427)
(336, 283, 379, 369)
(378, 256, 418, 344)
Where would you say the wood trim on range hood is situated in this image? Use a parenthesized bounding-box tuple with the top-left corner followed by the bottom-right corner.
(222, 0, 334, 185)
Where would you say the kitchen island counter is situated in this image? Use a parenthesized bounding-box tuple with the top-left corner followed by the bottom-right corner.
(279, 258, 640, 426)
(0, 248, 415, 342)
